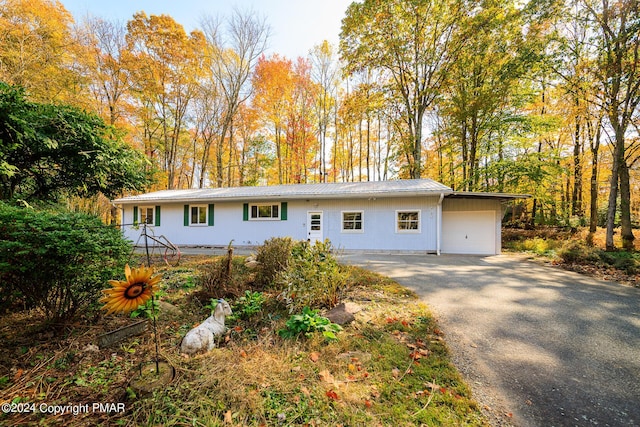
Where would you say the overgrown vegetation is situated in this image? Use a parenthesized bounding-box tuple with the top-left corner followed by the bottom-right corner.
(0, 243, 488, 426)
(275, 240, 347, 312)
(254, 236, 294, 289)
(0, 202, 131, 321)
(503, 227, 639, 287)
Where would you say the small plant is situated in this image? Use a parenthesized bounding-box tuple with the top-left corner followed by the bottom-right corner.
(231, 290, 266, 321)
(129, 290, 165, 320)
(278, 307, 342, 341)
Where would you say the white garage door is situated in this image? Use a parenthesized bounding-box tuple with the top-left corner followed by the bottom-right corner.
(442, 210, 496, 255)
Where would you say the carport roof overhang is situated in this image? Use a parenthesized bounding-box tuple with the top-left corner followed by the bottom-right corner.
(446, 191, 531, 201)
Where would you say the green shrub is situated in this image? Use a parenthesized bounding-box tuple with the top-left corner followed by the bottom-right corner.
(0, 202, 130, 321)
(254, 237, 294, 288)
(278, 306, 342, 341)
(612, 257, 638, 275)
(557, 241, 601, 264)
(276, 240, 347, 312)
(230, 290, 266, 321)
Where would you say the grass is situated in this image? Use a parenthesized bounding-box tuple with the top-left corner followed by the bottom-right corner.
(0, 256, 488, 427)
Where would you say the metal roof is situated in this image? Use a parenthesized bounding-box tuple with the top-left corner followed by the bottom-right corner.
(113, 179, 453, 204)
(448, 191, 531, 200)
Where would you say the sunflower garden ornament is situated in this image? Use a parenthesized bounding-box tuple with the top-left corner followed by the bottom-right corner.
(102, 264, 161, 315)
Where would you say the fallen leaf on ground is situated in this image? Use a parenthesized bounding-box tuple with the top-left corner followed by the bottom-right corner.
(319, 369, 335, 384)
(309, 352, 320, 363)
(424, 381, 440, 391)
(326, 389, 340, 400)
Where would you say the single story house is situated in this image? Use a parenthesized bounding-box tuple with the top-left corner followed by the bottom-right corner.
(113, 179, 526, 255)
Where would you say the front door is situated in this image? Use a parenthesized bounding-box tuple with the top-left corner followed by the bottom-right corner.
(307, 211, 323, 243)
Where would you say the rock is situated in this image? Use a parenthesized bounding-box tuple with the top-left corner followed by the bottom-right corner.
(83, 344, 100, 353)
(343, 302, 362, 314)
(158, 301, 182, 318)
(245, 260, 260, 270)
(244, 255, 261, 269)
(325, 302, 362, 325)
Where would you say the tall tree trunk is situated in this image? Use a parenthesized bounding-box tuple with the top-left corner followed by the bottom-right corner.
(571, 109, 583, 217)
(588, 118, 601, 234)
(619, 161, 635, 249)
(605, 133, 622, 251)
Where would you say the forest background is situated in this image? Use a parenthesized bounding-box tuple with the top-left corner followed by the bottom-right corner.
(0, 0, 638, 250)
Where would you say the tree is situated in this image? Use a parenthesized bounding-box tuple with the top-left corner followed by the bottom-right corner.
(0, 0, 80, 103)
(125, 12, 205, 189)
(253, 54, 295, 184)
(310, 41, 340, 182)
(0, 83, 151, 200)
(77, 16, 130, 127)
(584, 0, 640, 249)
(200, 9, 269, 187)
(340, 0, 466, 178)
(439, 0, 547, 191)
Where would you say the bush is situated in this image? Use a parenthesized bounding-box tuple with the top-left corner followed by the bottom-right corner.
(275, 240, 347, 312)
(557, 241, 601, 264)
(254, 237, 294, 288)
(0, 202, 130, 321)
(197, 256, 249, 299)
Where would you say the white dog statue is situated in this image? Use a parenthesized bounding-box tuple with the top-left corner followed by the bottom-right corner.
(181, 299, 232, 355)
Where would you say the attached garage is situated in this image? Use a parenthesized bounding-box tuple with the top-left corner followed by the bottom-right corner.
(441, 197, 507, 255)
(442, 210, 497, 255)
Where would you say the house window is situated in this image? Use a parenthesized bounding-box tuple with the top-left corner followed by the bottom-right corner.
(396, 210, 420, 233)
(250, 203, 279, 220)
(140, 206, 155, 225)
(342, 211, 363, 232)
(190, 206, 207, 225)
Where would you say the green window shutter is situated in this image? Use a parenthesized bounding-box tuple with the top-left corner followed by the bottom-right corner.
(208, 204, 215, 226)
(243, 203, 249, 221)
(184, 205, 189, 226)
(133, 206, 138, 226)
(281, 202, 287, 220)
(155, 206, 161, 226)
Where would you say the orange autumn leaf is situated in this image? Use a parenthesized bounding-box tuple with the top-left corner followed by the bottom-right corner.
(326, 389, 339, 400)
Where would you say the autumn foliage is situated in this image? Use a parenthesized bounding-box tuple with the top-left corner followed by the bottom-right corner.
(0, 0, 637, 242)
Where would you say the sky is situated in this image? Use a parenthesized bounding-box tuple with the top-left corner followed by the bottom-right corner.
(60, 0, 353, 59)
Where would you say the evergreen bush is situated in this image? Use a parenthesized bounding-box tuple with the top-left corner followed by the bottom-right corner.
(0, 202, 130, 321)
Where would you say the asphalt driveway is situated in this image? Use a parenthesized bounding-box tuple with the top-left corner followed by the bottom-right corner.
(340, 253, 640, 427)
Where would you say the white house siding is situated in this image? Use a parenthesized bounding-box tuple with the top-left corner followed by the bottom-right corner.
(121, 196, 440, 252)
(441, 198, 502, 254)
